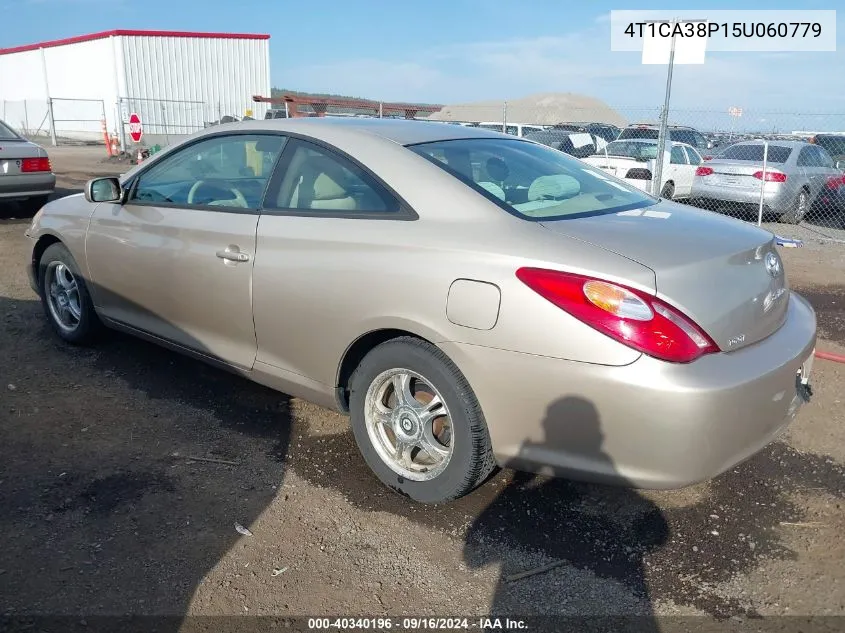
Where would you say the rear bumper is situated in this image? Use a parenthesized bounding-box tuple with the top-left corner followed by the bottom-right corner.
(440, 292, 817, 489)
(690, 179, 794, 214)
(0, 173, 56, 199)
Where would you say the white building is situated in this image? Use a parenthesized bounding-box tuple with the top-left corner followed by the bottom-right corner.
(0, 29, 272, 147)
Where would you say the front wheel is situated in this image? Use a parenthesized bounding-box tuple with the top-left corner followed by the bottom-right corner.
(779, 189, 810, 225)
(38, 242, 102, 345)
(348, 337, 496, 503)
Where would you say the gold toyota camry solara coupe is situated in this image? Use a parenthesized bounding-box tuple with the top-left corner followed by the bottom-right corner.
(24, 118, 817, 503)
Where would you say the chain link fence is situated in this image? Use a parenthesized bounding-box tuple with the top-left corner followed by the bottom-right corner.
(421, 103, 845, 244)
(1, 98, 108, 146)
(3, 93, 843, 243)
(115, 97, 263, 151)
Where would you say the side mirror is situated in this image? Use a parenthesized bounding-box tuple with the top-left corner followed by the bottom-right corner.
(85, 177, 123, 203)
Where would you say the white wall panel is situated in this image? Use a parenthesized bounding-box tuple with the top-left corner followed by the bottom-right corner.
(120, 35, 270, 137)
(0, 32, 271, 144)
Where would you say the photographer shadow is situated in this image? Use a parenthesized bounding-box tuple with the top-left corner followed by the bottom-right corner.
(463, 396, 670, 632)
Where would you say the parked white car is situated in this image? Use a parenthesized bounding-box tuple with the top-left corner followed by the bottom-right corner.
(582, 138, 704, 200)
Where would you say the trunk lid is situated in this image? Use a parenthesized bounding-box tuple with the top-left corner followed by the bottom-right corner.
(703, 158, 779, 192)
(0, 140, 46, 177)
(540, 202, 789, 353)
(582, 155, 653, 180)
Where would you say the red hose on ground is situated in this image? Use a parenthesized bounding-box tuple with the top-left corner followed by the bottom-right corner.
(815, 349, 845, 364)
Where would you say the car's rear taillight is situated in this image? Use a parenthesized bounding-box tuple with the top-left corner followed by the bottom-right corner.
(516, 268, 720, 364)
(21, 157, 51, 172)
(824, 175, 845, 188)
(753, 170, 787, 182)
(695, 166, 714, 176)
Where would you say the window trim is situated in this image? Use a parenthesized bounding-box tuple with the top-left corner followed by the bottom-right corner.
(684, 146, 702, 165)
(260, 135, 418, 221)
(121, 130, 290, 216)
(407, 136, 658, 223)
(670, 145, 688, 165)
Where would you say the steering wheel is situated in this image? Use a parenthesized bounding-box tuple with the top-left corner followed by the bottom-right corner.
(187, 180, 248, 207)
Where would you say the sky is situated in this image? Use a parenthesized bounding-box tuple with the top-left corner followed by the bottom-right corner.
(1, 0, 843, 131)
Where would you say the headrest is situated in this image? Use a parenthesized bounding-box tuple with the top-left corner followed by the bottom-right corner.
(527, 175, 581, 201)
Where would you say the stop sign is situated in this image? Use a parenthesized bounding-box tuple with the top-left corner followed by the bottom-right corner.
(128, 112, 143, 143)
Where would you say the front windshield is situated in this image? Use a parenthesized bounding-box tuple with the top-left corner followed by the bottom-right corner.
(0, 120, 23, 140)
(602, 140, 660, 160)
(408, 137, 655, 221)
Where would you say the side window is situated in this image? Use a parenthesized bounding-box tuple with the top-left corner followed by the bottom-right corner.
(130, 134, 286, 209)
(685, 147, 702, 165)
(670, 146, 687, 165)
(271, 139, 400, 214)
(796, 147, 813, 167)
(815, 146, 835, 168)
(694, 132, 708, 150)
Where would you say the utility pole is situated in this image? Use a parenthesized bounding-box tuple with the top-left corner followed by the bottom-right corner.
(643, 17, 708, 197)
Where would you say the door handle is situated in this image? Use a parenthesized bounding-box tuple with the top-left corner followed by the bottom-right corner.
(216, 246, 250, 263)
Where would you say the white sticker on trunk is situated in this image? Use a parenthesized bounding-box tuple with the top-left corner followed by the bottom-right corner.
(644, 210, 671, 219)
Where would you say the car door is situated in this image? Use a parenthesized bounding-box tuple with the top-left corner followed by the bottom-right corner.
(85, 132, 287, 368)
(251, 137, 408, 386)
(795, 146, 819, 194)
(680, 146, 703, 197)
(667, 145, 689, 195)
(813, 145, 839, 195)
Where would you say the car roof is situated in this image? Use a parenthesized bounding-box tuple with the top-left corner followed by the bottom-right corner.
(607, 138, 689, 147)
(626, 123, 697, 130)
(727, 139, 809, 148)
(205, 117, 513, 146)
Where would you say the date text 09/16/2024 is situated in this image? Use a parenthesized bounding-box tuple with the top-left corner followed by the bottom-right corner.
(624, 21, 823, 39)
(307, 617, 527, 630)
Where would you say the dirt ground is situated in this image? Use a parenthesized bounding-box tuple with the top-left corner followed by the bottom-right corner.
(1, 147, 844, 629)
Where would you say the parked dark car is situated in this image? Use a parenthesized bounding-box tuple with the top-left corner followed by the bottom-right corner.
(810, 134, 845, 168)
(524, 129, 606, 158)
(552, 122, 620, 143)
(618, 123, 710, 153)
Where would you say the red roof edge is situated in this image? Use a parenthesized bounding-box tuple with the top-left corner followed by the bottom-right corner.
(0, 29, 270, 56)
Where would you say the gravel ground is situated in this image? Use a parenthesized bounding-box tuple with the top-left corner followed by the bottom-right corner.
(1, 147, 844, 629)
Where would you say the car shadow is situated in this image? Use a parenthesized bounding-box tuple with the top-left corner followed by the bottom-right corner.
(462, 397, 667, 631)
(0, 279, 294, 630)
(290, 400, 845, 620)
(0, 187, 82, 220)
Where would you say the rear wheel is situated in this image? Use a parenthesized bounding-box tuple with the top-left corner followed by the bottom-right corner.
(348, 337, 496, 503)
(38, 243, 102, 345)
(660, 181, 675, 200)
(779, 188, 810, 224)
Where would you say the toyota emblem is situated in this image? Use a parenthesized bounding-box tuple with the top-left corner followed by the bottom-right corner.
(764, 252, 781, 278)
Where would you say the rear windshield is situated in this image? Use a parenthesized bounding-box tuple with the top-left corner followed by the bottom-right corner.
(815, 135, 845, 156)
(601, 140, 659, 160)
(719, 144, 792, 163)
(408, 137, 655, 221)
(0, 120, 22, 140)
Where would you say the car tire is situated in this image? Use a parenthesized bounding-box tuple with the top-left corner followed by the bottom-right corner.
(23, 194, 50, 214)
(779, 188, 810, 225)
(660, 181, 675, 200)
(348, 336, 496, 504)
(38, 242, 102, 345)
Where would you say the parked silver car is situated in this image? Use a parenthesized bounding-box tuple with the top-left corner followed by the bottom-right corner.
(0, 119, 56, 212)
(690, 140, 840, 224)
